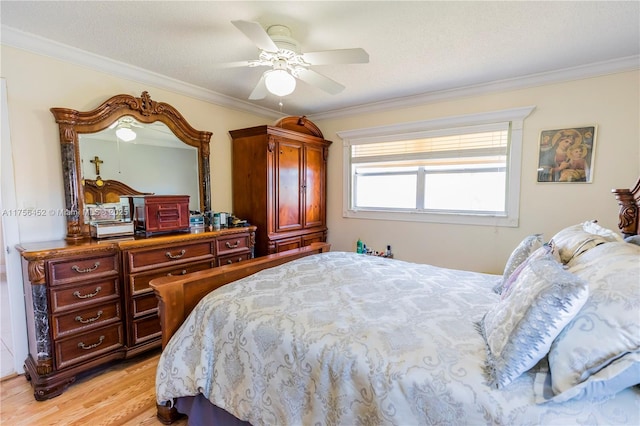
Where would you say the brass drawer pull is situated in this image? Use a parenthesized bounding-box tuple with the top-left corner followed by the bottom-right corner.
(226, 257, 244, 264)
(225, 240, 240, 249)
(167, 270, 187, 276)
(165, 249, 186, 259)
(73, 286, 102, 299)
(75, 310, 103, 324)
(77, 335, 105, 350)
(71, 262, 100, 273)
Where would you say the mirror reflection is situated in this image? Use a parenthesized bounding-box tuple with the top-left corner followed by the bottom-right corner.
(79, 116, 200, 215)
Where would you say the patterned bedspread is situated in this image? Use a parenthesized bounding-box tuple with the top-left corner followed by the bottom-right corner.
(156, 252, 640, 425)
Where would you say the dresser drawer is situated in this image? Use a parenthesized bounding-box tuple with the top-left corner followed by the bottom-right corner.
(129, 260, 213, 295)
(55, 323, 124, 370)
(48, 253, 118, 285)
(132, 293, 159, 318)
(50, 278, 119, 313)
(217, 252, 251, 266)
(131, 315, 161, 346)
(52, 301, 121, 339)
(216, 233, 250, 255)
(127, 241, 214, 271)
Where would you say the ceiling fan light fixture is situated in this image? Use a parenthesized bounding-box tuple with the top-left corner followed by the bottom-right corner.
(264, 69, 296, 97)
(116, 124, 137, 142)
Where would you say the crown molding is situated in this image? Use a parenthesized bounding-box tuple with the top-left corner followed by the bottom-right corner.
(1, 26, 282, 120)
(3, 26, 638, 122)
(309, 55, 640, 121)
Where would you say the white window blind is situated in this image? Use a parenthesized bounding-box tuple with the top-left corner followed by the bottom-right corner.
(338, 106, 535, 227)
(351, 123, 509, 163)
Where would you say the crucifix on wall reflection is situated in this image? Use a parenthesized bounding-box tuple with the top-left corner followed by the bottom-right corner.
(90, 156, 104, 187)
(90, 156, 103, 175)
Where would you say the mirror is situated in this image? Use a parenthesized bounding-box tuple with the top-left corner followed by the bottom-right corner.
(51, 91, 212, 240)
(79, 118, 200, 212)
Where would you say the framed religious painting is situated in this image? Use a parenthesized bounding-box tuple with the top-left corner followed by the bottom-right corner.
(536, 126, 596, 183)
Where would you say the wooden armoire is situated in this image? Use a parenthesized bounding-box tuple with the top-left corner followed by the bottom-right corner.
(230, 116, 331, 257)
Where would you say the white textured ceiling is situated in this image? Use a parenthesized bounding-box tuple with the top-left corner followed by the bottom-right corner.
(2, 1, 639, 118)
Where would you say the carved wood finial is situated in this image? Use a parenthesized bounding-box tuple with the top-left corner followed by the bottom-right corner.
(140, 91, 154, 115)
(612, 177, 640, 237)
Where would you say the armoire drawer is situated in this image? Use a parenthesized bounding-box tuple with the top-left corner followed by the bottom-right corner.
(127, 241, 214, 271)
(301, 232, 326, 246)
(48, 253, 118, 285)
(55, 323, 124, 370)
(52, 301, 121, 338)
(50, 278, 119, 313)
(273, 236, 303, 253)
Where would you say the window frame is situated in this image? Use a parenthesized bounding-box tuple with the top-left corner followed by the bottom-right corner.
(338, 106, 535, 227)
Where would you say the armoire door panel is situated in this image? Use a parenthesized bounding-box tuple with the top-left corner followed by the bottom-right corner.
(276, 141, 303, 232)
(304, 145, 325, 228)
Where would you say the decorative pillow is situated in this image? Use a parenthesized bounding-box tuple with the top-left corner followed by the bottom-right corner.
(500, 244, 557, 299)
(547, 241, 640, 398)
(549, 221, 623, 264)
(493, 234, 543, 294)
(478, 254, 589, 388)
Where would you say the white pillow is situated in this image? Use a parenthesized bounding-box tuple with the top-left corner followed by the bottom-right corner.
(550, 221, 623, 263)
(479, 254, 589, 388)
(625, 235, 640, 246)
(583, 221, 624, 241)
(535, 352, 640, 404)
(548, 242, 640, 398)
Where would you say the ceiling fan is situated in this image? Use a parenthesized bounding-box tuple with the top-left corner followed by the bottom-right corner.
(106, 116, 143, 141)
(222, 20, 369, 99)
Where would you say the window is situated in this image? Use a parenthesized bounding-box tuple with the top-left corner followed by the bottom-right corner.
(338, 107, 535, 227)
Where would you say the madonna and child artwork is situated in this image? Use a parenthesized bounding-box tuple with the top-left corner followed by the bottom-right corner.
(537, 126, 596, 183)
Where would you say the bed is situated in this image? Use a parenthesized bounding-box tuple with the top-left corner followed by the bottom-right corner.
(151, 178, 640, 425)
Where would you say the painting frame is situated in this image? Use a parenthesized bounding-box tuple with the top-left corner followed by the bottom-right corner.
(536, 125, 597, 183)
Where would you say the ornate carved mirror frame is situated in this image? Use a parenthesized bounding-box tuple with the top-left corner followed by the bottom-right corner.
(51, 91, 212, 240)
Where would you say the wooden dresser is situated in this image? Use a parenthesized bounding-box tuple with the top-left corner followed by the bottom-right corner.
(17, 226, 255, 400)
(230, 116, 331, 257)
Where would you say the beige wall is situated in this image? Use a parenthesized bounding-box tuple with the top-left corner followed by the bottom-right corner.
(317, 71, 640, 273)
(2, 45, 639, 274)
(1, 46, 271, 243)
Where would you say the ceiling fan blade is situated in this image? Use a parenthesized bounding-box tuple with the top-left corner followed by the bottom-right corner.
(231, 20, 279, 53)
(301, 48, 369, 65)
(249, 73, 268, 100)
(295, 68, 345, 95)
(212, 60, 256, 69)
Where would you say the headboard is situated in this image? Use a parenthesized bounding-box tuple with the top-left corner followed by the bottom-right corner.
(84, 178, 153, 204)
(612, 177, 640, 237)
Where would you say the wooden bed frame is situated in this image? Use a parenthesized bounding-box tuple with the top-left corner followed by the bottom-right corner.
(150, 242, 331, 349)
(83, 178, 153, 204)
(612, 177, 640, 238)
(149, 177, 639, 424)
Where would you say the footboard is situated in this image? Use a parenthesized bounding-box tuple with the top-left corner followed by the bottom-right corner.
(150, 242, 331, 349)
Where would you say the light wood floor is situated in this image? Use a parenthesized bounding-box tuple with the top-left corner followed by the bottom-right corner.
(0, 349, 188, 426)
